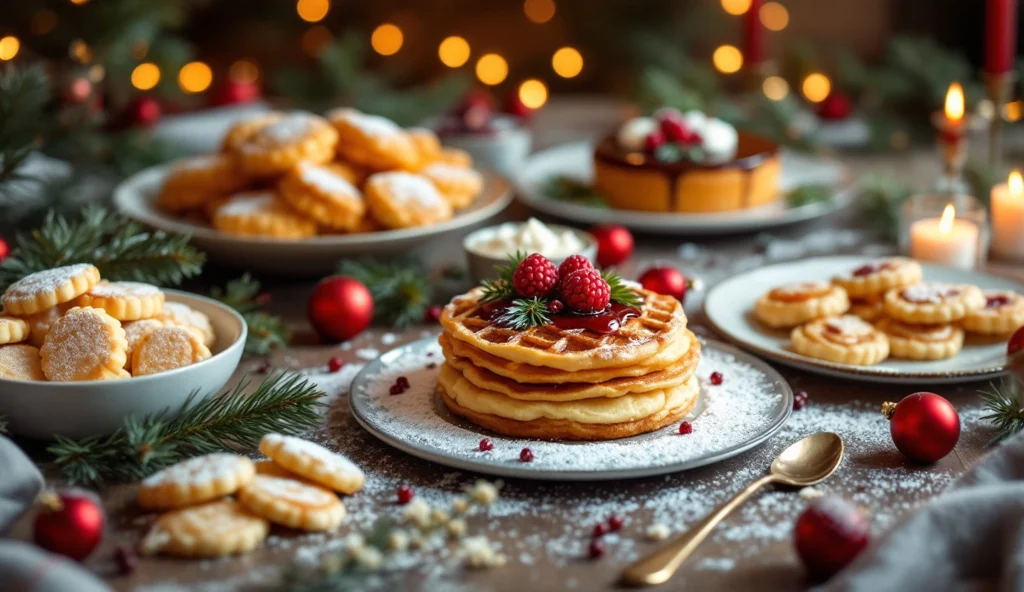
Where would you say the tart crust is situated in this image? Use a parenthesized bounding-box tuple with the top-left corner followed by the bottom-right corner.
(754, 282, 849, 329)
(883, 283, 985, 324)
(790, 315, 889, 366)
(875, 318, 964, 361)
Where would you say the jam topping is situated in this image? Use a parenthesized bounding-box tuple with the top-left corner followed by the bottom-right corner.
(986, 293, 1013, 309)
(768, 281, 832, 303)
(900, 283, 961, 304)
(850, 260, 896, 277)
(550, 303, 640, 334)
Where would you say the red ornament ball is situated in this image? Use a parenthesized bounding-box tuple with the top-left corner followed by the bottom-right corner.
(794, 497, 870, 579)
(126, 96, 162, 128)
(513, 253, 560, 297)
(211, 79, 261, 106)
(33, 491, 105, 561)
(503, 88, 534, 119)
(1008, 325, 1024, 357)
(307, 276, 374, 343)
(638, 266, 691, 301)
(882, 392, 960, 463)
(423, 304, 442, 324)
(589, 224, 634, 267)
(817, 91, 854, 121)
(561, 269, 611, 313)
(0, 237, 8, 263)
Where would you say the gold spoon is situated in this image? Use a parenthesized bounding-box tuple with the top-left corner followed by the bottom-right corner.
(620, 432, 844, 587)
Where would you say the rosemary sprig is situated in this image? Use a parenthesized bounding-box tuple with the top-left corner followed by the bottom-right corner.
(337, 258, 431, 327)
(48, 372, 324, 485)
(979, 379, 1024, 445)
(210, 274, 290, 355)
(496, 297, 550, 330)
(602, 270, 643, 307)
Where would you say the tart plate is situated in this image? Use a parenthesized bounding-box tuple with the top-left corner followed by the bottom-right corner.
(350, 336, 792, 481)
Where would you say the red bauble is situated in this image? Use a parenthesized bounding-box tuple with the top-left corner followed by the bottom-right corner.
(638, 266, 695, 301)
(33, 491, 105, 561)
(211, 79, 261, 106)
(817, 91, 853, 121)
(126, 97, 162, 128)
(589, 224, 634, 267)
(307, 276, 374, 342)
(0, 237, 8, 263)
(882, 392, 960, 463)
(1008, 325, 1024, 356)
(794, 497, 870, 579)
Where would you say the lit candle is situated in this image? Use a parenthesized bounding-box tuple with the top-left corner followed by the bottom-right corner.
(942, 82, 965, 132)
(991, 170, 1024, 259)
(744, 0, 766, 65)
(985, 0, 1019, 74)
(910, 204, 980, 269)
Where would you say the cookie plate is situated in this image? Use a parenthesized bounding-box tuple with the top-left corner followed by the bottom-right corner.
(114, 162, 514, 275)
(515, 142, 852, 235)
(704, 256, 1022, 384)
(350, 336, 792, 481)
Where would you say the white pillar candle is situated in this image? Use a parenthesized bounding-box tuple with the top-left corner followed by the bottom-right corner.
(991, 170, 1024, 259)
(909, 204, 979, 269)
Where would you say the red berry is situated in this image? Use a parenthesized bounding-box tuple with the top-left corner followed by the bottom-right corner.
(593, 523, 608, 537)
(660, 118, 698, 144)
(558, 254, 593, 279)
(607, 514, 625, 532)
(643, 130, 665, 153)
(588, 538, 606, 559)
(678, 421, 693, 434)
(424, 304, 442, 323)
(0, 238, 8, 263)
(513, 253, 560, 298)
(328, 356, 344, 372)
(1009, 326, 1024, 356)
(397, 484, 414, 504)
(519, 447, 534, 462)
(397, 376, 410, 388)
(589, 225, 634, 267)
(257, 359, 273, 374)
(115, 546, 137, 575)
(389, 384, 403, 395)
(710, 372, 723, 385)
(548, 299, 564, 314)
(255, 292, 272, 305)
(794, 391, 808, 410)
(561, 269, 611, 313)
(816, 91, 853, 121)
(479, 438, 494, 451)
(794, 497, 870, 579)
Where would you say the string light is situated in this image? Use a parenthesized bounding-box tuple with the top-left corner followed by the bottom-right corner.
(552, 47, 583, 78)
(229, 59, 261, 84)
(296, 0, 330, 23)
(131, 62, 161, 91)
(802, 73, 831, 103)
(721, 0, 752, 15)
(439, 36, 471, 68)
(523, 0, 556, 24)
(371, 24, 403, 56)
(69, 39, 92, 63)
(712, 45, 743, 74)
(476, 54, 508, 86)
(760, 2, 789, 31)
(762, 76, 789, 101)
(69, 0, 90, 4)
(30, 10, 58, 35)
(178, 61, 212, 93)
(88, 64, 105, 83)
(0, 37, 19, 61)
(518, 79, 548, 109)
(1005, 100, 1024, 122)
(301, 25, 333, 57)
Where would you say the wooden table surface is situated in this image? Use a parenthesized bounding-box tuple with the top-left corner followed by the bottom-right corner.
(9, 99, 1017, 591)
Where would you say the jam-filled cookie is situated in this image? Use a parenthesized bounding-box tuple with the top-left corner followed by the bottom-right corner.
(832, 257, 922, 299)
(875, 318, 964, 360)
(364, 171, 453, 229)
(754, 282, 849, 329)
(329, 109, 419, 171)
(278, 161, 366, 232)
(791, 315, 890, 366)
(407, 127, 442, 166)
(3, 264, 100, 316)
(235, 113, 338, 177)
(420, 162, 483, 210)
(883, 282, 985, 324)
(157, 154, 247, 213)
(848, 296, 884, 323)
(962, 290, 1024, 335)
(212, 191, 318, 239)
(40, 306, 129, 381)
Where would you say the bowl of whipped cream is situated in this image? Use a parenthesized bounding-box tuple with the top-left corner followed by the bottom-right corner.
(463, 218, 597, 282)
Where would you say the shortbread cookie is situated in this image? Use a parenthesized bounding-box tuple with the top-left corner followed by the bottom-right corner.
(832, 258, 922, 299)
(157, 154, 247, 213)
(364, 171, 453, 229)
(962, 290, 1024, 335)
(131, 325, 212, 376)
(139, 500, 268, 558)
(407, 127, 442, 166)
(22, 305, 68, 348)
(883, 283, 985, 324)
(138, 453, 256, 510)
(329, 109, 419, 171)
(235, 112, 338, 176)
(3, 264, 101, 316)
(154, 302, 216, 348)
(754, 282, 850, 329)
(434, 147, 472, 168)
(279, 161, 366, 231)
(848, 296, 884, 323)
(0, 344, 44, 380)
(123, 318, 165, 371)
(259, 433, 365, 495)
(0, 316, 29, 344)
(222, 112, 285, 153)
(791, 315, 890, 366)
(238, 475, 346, 531)
(253, 459, 315, 484)
(420, 162, 483, 209)
(875, 318, 964, 360)
(74, 281, 165, 321)
(213, 191, 318, 239)
(40, 307, 129, 381)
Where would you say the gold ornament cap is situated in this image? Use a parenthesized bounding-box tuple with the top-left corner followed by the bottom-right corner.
(881, 401, 897, 420)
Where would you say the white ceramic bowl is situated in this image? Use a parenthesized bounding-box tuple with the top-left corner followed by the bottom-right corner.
(439, 115, 532, 178)
(0, 290, 247, 440)
(463, 223, 598, 283)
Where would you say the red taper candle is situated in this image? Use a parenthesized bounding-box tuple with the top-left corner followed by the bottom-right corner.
(985, 0, 1019, 74)
(744, 0, 766, 65)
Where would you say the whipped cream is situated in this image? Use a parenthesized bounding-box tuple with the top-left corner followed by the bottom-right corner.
(470, 218, 586, 260)
(616, 109, 739, 162)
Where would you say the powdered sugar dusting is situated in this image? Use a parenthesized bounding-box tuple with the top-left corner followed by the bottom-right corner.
(299, 163, 360, 196)
(900, 283, 960, 304)
(422, 162, 477, 182)
(39, 307, 121, 381)
(142, 453, 249, 486)
(217, 192, 276, 216)
(370, 172, 444, 208)
(264, 433, 364, 478)
(5, 264, 95, 300)
(338, 111, 402, 138)
(88, 281, 161, 297)
(251, 113, 321, 145)
(246, 475, 337, 505)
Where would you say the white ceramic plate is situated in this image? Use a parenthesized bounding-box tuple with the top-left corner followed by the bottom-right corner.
(113, 162, 514, 275)
(516, 142, 852, 235)
(704, 256, 1022, 384)
(350, 336, 792, 481)
(0, 290, 246, 440)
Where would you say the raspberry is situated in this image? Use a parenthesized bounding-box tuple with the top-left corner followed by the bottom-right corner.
(558, 254, 593, 280)
(328, 356, 344, 372)
(643, 130, 665, 153)
(710, 371, 723, 385)
(678, 421, 693, 434)
(519, 447, 534, 462)
(479, 438, 494, 451)
(397, 484, 414, 504)
(513, 254, 559, 298)
(561, 269, 611, 313)
(548, 299, 564, 314)
(389, 384, 403, 395)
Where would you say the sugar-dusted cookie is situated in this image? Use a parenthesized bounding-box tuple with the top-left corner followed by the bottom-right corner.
(222, 112, 285, 153)
(434, 147, 472, 168)
(0, 344, 44, 381)
(258, 433, 365, 495)
(875, 318, 964, 361)
(3, 264, 101, 316)
(420, 162, 483, 210)
(235, 112, 338, 177)
(139, 500, 268, 558)
(407, 127, 442, 166)
(328, 109, 419, 171)
(791, 315, 890, 366)
(754, 282, 849, 329)
(253, 459, 315, 484)
(212, 191, 318, 240)
(40, 307, 129, 381)
(962, 290, 1024, 335)
(157, 154, 248, 213)
(154, 301, 216, 348)
(123, 318, 165, 371)
(74, 281, 165, 321)
(364, 171, 453, 229)
(238, 475, 346, 531)
(131, 325, 212, 376)
(278, 161, 366, 232)
(138, 453, 255, 510)
(848, 296, 884, 323)
(0, 316, 29, 345)
(832, 257, 922, 299)
(883, 283, 985, 324)
(22, 305, 69, 348)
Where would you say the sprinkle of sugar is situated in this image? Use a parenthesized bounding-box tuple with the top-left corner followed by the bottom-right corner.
(371, 172, 444, 208)
(5, 264, 95, 299)
(176, 155, 219, 171)
(900, 283, 960, 304)
(250, 113, 319, 146)
(217, 192, 277, 216)
(247, 475, 337, 505)
(824, 315, 874, 336)
(263, 433, 364, 480)
(422, 162, 474, 181)
(87, 281, 161, 297)
(39, 307, 121, 381)
(142, 453, 248, 486)
(339, 111, 402, 138)
(299, 163, 360, 196)
(356, 348, 380, 360)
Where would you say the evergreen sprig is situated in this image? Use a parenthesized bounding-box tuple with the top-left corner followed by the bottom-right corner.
(786, 184, 834, 208)
(479, 250, 527, 304)
(979, 380, 1024, 445)
(337, 258, 431, 327)
(496, 297, 551, 330)
(48, 372, 325, 485)
(210, 274, 290, 355)
(0, 65, 49, 185)
(602, 271, 643, 308)
(543, 176, 609, 209)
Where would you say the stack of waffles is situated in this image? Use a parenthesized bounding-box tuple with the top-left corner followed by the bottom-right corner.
(437, 285, 701, 441)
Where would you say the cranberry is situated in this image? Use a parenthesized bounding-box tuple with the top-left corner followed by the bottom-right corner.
(593, 523, 608, 537)
(426, 351, 434, 357)
(607, 514, 625, 532)
(397, 484, 414, 505)
(257, 359, 273, 374)
(794, 391, 809, 410)
(479, 438, 494, 452)
(588, 538, 606, 559)
(397, 376, 410, 388)
(328, 356, 344, 372)
(255, 292, 272, 305)
(424, 305, 442, 323)
(114, 545, 137, 575)
(549, 299, 564, 314)
(519, 447, 534, 462)
(678, 422, 693, 435)
(389, 384, 403, 395)
(710, 371, 723, 385)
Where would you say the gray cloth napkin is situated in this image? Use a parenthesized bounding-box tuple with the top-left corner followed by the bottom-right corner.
(826, 431, 1024, 591)
(0, 436, 111, 592)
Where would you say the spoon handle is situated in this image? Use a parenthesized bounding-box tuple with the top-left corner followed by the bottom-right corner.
(619, 474, 776, 587)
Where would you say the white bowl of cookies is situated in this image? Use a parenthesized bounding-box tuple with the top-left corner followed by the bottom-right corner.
(0, 264, 246, 439)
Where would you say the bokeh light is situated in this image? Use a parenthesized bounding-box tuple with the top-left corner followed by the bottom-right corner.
(0, 37, 19, 61)
(519, 79, 548, 109)
(802, 73, 831, 103)
(31, 11, 58, 35)
(230, 59, 261, 84)
(296, 0, 330, 23)
(721, 0, 752, 15)
(523, 0, 556, 24)
(69, 0, 89, 4)
(371, 24, 403, 56)
(712, 45, 743, 74)
(301, 25, 333, 57)
(760, 2, 789, 31)
(69, 39, 92, 63)
(178, 61, 212, 93)
(131, 62, 161, 91)
(88, 64, 105, 82)
(476, 53, 508, 86)
(439, 36, 471, 68)
(762, 76, 789, 101)
(1005, 100, 1023, 122)
(552, 47, 583, 78)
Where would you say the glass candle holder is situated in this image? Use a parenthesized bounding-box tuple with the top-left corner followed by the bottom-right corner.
(898, 193, 988, 270)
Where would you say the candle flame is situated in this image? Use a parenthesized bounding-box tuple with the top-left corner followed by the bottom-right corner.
(1010, 170, 1023, 195)
(944, 83, 965, 122)
(938, 203, 956, 234)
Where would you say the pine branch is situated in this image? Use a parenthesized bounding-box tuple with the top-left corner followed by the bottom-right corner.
(786, 184, 834, 208)
(479, 278, 514, 304)
(496, 297, 550, 329)
(337, 258, 431, 327)
(602, 271, 643, 307)
(543, 176, 609, 209)
(0, 65, 49, 186)
(210, 274, 290, 355)
(48, 372, 325, 485)
(979, 380, 1024, 445)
